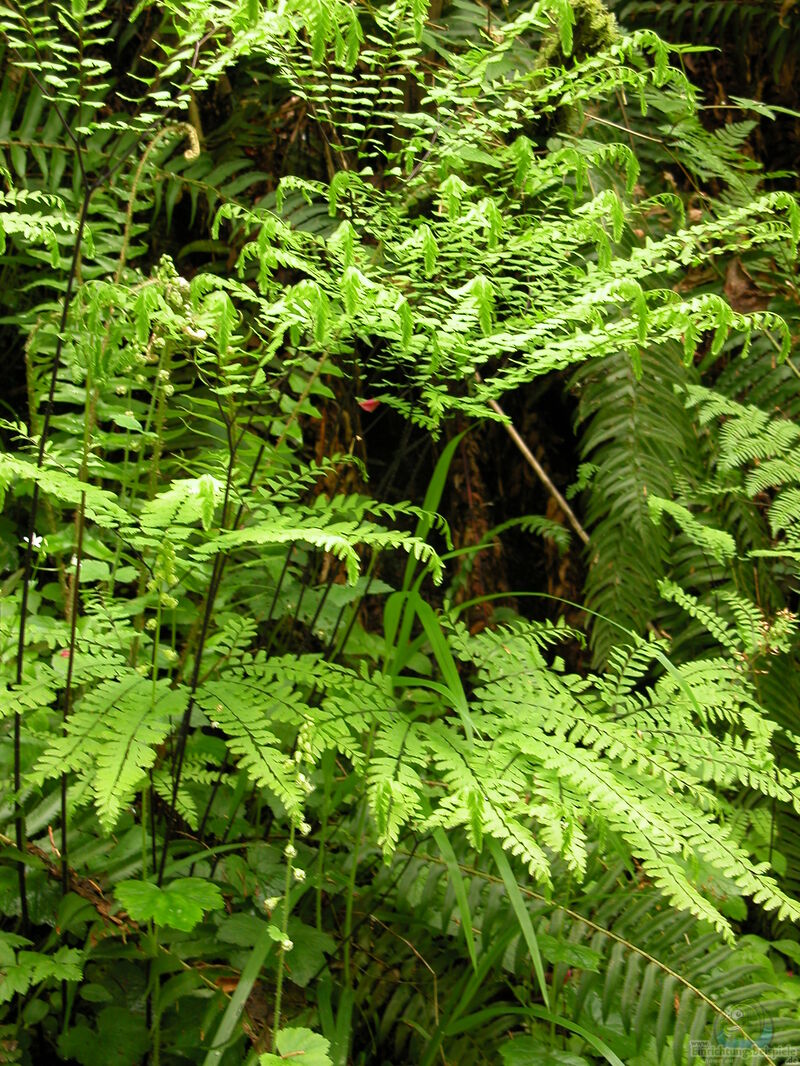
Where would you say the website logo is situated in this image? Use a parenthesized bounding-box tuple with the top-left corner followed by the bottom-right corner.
(713, 1002, 773, 1051)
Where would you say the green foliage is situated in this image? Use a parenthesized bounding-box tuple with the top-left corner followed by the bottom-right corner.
(115, 878, 224, 931)
(260, 1028, 333, 1065)
(0, 0, 798, 1062)
(0, 935, 82, 1003)
(613, 0, 800, 83)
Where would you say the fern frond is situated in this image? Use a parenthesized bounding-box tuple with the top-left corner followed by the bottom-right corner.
(32, 674, 187, 829)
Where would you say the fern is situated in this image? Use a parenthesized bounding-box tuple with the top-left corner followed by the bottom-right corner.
(572, 341, 698, 664)
(1, 0, 799, 1061)
(614, 0, 800, 84)
(32, 674, 188, 829)
(360, 843, 800, 1064)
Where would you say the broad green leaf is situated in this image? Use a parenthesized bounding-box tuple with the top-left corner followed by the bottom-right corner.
(260, 1028, 332, 1065)
(58, 1006, 149, 1066)
(500, 1038, 590, 1066)
(115, 878, 223, 931)
(537, 932, 601, 972)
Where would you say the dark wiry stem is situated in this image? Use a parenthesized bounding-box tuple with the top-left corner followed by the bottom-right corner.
(13, 184, 92, 925)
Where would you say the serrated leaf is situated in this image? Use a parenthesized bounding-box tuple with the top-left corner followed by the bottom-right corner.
(260, 1028, 332, 1065)
(115, 878, 224, 931)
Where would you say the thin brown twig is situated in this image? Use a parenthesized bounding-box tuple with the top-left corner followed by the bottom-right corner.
(475, 373, 590, 546)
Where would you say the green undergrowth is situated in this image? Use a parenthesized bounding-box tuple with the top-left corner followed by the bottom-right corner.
(0, 0, 798, 1062)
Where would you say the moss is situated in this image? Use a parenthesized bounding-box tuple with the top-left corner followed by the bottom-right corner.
(532, 0, 620, 136)
(537, 0, 619, 69)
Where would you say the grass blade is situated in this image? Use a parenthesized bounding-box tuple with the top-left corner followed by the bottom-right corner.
(433, 828, 478, 972)
(489, 839, 549, 1010)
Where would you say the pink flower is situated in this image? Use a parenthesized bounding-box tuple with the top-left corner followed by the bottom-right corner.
(358, 398, 380, 413)
(59, 649, 71, 658)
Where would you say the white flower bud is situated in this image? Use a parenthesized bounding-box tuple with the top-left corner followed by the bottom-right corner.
(284, 843, 297, 860)
(293, 868, 306, 883)
(281, 938, 293, 952)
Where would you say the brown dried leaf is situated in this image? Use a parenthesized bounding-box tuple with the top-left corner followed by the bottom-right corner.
(724, 259, 770, 313)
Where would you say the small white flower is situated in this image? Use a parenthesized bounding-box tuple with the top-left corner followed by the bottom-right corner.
(163, 648, 177, 662)
(293, 868, 306, 883)
(281, 937, 293, 953)
(70, 554, 78, 567)
(116, 385, 127, 396)
(264, 897, 281, 912)
(145, 618, 158, 631)
(23, 533, 44, 549)
(161, 594, 178, 609)
(284, 843, 297, 860)
(299, 821, 312, 836)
